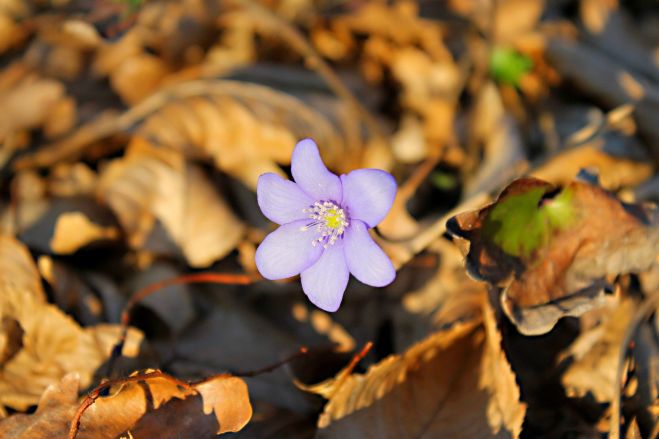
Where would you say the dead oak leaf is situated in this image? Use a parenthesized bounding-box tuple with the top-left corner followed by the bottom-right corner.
(447, 176, 658, 335)
(310, 302, 525, 438)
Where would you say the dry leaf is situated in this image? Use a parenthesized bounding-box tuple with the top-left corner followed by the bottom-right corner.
(312, 301, 525, 438)
(447, 176, 659, 334)
(50, 211, 120, 254)
(0, 370, 252, 438)
(134, 84, 342, 189)
(47, 163, 98, 198)
(97, 143, 244, 267)
(560, 298, 637, 402)
(110, 53, 170, 104)
(0, 77, 65, 143)
(463, 82, 526, 199)
(532, 143, 652, 189)
(0, 237, 143, 411)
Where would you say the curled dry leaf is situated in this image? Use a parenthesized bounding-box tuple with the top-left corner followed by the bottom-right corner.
(0, 76, 65, 143)
(97, 142, 244, 267)
(0, 370, 252, 438)
(532, 143, 653, 190)
(532, 104, 653, 189)
(447, 176, 659, 335)
(12, 80, 345, 181)
(135, 82, 344, 190)
(559, 297, 638, 403)
(0, 237, 143, 411)
(50, 211, 120, 255)
(310, 300, 525, 438)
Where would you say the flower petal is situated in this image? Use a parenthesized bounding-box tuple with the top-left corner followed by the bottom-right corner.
(291, 138, 342, 202)
(344, 220, 395, 287)
(255, 220, 323, 280)
(301, 243, 349, 312)
(257, 173, 313, 225)
(341, 169, 396, 228)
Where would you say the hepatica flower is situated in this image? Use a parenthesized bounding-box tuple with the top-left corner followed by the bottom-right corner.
(256, 139, 397, 312)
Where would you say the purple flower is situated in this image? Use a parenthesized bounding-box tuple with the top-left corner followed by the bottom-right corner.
(255, 138, 397, 312)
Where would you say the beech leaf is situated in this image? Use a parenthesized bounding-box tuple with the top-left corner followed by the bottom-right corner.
(447, 176, 659, 335)
(311, 300, 525, 438)
(0, 237, 143, 411)
(0, 370, 252, 438)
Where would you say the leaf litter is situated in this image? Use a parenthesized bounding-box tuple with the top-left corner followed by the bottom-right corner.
(0, 0, 657, 438)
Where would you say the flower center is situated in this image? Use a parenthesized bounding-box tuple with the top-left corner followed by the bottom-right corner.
(301, 201, 349, 248)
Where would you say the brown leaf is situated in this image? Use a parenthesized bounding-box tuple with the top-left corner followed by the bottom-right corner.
(463, 82, 526, 199)
(0, 235, 46, 301)
(110, 53, 170, 104)
(97, 142, 244, 267)
(0, 237, 143, 411)
(0, 370, 252, 438)
(532, 143, 652, 190)
(78, 371, 252, 438)
(0, 373, 81, 438)
(134, 86, 342, 189)
(313, 301, 525, 438)
(50, 211, 120, 254)
(560, 297, 637, 402)
(447, 176, 659, 335)
(0, 77, 65, 143)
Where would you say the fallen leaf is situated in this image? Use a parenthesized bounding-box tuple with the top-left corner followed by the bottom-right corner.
(170, 304, 312, 414)
(312, 300, 525, 438)
(463, 82, 526, 199)
(447, 176, 659, 334)
(134, 82, 345, 190)
(0, 237, 143, 411)
(0, 370, 252, 438)
(47, 163, 98, 198)
(560, 297, 637, 402)
(50, 211, 120, 254)
(97, 142, 244, 267)
(0, 235, 46, 301)
(532, 143, 652, 190)
(0, 77, 65, 143)
(110, 53, 170, 104)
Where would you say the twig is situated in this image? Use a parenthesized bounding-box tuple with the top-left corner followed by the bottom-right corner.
(13, 80, 340, 170)
(232, 346, 309, 377)
(70, 345, 312, 438)
(105, 272, 255, 378)
(68, 370, 193, 439)
(398, 153, 443, 201)
(381, 191, 490, 270)
(329, 341, 373, 398)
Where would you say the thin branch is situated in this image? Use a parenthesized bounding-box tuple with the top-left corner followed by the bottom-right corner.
(232, 346, 309, 377)
(68, 370, 193, 439)
(13, 80, 340, 170)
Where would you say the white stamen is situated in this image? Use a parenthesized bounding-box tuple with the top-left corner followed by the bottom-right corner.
(301, 200, 349, 248)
